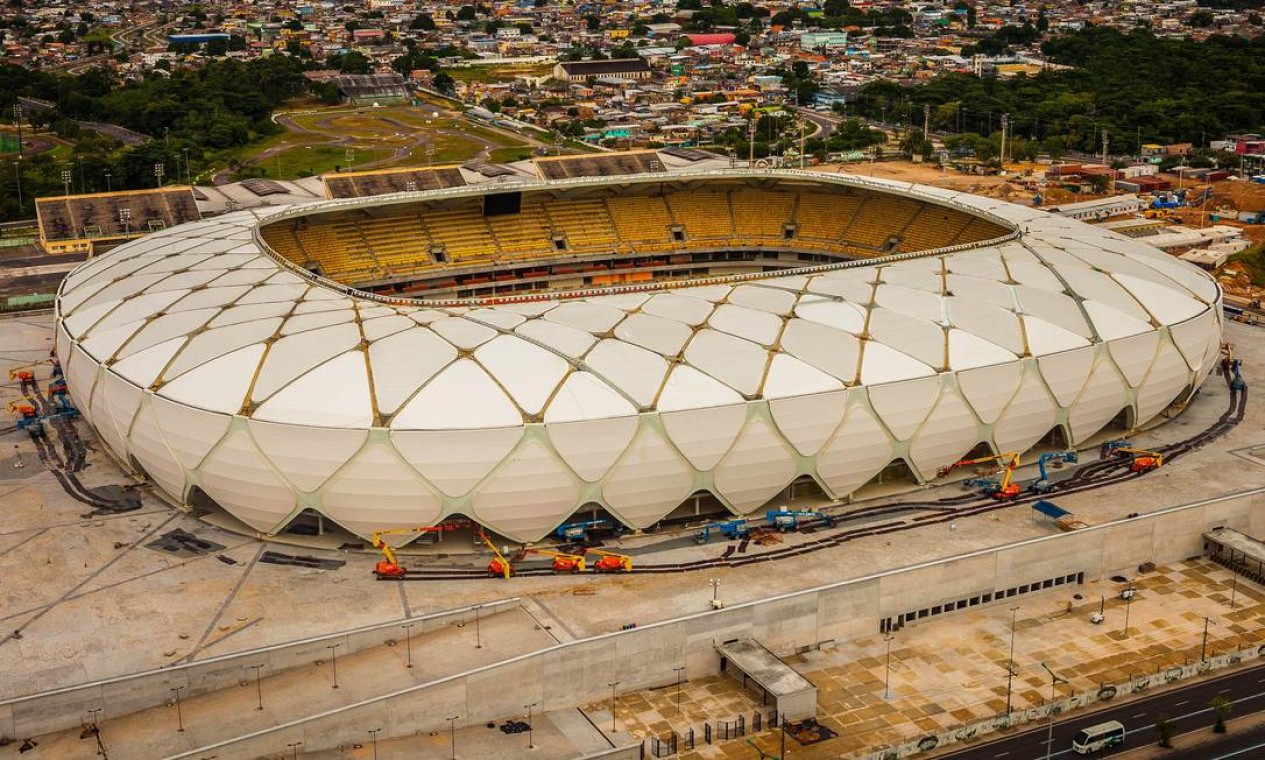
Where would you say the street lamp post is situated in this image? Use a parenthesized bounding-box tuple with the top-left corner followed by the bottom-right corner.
(286, 741, 302, 759)
(1005, 606, 1020, 718)
(883, 633, 894, 700)
(1230, 574, 1239, 609)
(747, 119, 757, 169)
(1201, 616, 1215, 662)
(171, 686, 185, 732)
(608, 681, 620, 732)
(154, 162, 164, 188)
(61, 168, 72, 196)
(674, 666, 686, 717)
(709, 578, 720, 608)
(525, 702, 539, 750)
(182, 148, 190, 185)
(104, 170, 111, 193)
(1122, 584, 1134, 637)
(447, 715, 459, 759)
(326, 644, 341, 689)
(248, 664, 266, 710)
(474, 605, 483, 649)
(1040, 662, 1068, 760)
(368, 728, 381, 760)
(402, 623, 415, 668)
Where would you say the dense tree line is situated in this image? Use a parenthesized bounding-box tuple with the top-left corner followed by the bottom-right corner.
(851, 28, 1265, 155)
(0, 56, 312, 220)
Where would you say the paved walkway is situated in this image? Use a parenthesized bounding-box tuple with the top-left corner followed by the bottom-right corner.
(589, 559, 1265, 759)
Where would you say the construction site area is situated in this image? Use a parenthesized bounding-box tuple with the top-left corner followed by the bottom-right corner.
(1, 306, 1263, 758)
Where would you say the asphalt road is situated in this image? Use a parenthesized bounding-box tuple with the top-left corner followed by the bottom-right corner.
(938, 662, 1265, 759)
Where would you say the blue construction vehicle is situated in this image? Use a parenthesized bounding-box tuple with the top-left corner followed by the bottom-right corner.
(1100, 439, 1131, 458)
(1028, 451, 1078, 493)
(1229, 358, 1245, 392)
(555, 518, 613, 543)
(767, 509, 835, 533)
(693, 519, 750, 544)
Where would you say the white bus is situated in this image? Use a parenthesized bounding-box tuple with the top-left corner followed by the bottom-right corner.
(1072, 720, 1126, 754)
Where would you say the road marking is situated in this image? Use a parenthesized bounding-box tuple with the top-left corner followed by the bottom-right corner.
(994, 753, 1008, 758)
(1132, 712, 1147, 718)
(1213, 740, 1265, 759)
(1175, 700, 1189, 706)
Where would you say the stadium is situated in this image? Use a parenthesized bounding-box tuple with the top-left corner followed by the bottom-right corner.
(52, 164, 1224, 545)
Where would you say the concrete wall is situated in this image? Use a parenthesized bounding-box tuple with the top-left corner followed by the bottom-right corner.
(0, 598, 520, 739)
(167, 488, 1265, 760)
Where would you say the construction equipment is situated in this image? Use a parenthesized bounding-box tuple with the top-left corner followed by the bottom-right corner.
(1100, 439, 1131, 458)
(693, 519, 751, 544)
(525, 548, 586, 573)
(766, 509, 836, 532)
(1114, 447, 1164, 473)
(8, 399, 43, 436)
(554, 518, 614, 543)
(586, 548, 632, 573)
(370, 521, 470, 578)
(1028, 451, 1078, 493)
(480, 529, 514, 579)
(939, 451, 1023, 499)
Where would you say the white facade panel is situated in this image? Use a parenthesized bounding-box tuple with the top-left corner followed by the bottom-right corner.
(713, 416, 798, 512)
(198, 427, 297, 533)
(321, 443, 443, 538)
(392, 427, 522, 497)
(769, 389, 848, 457)
(473, 439, 581, 542)
(603, 424, 697, 528)
(249, 421, 367, 493)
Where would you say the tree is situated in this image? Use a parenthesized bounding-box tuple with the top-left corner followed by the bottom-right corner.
(967, 4, 977, 28)
(432, 71, 455, 94)
(329, 50, 371, 74)
(1155, 713, 1176, 748)
(1036, 7, 1049, 33)
(410, 14, 435, 31)
(1189, 9, 1215, 27)
(1210, 694, 1232, 733)
(585, 15, 601, 31)
(456, 5, 477, 22)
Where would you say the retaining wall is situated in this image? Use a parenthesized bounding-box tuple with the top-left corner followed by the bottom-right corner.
(0, 599, 520, 739)
(168, 488, 1265, 759)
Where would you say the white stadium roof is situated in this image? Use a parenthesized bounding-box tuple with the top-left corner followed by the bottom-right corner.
(54, 170, 1224, 543)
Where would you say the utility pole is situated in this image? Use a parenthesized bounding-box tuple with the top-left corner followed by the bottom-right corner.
(13, 103, 24, 158)
(999, 113, 1009, 169)
(525, 702, 539, 750)
(1100, 129, 1109, 168)
(883, 633, 895, 699)
(326, 643, 341, 689)
(446, 715, 459, 760)
(1041, 662, 1068, 760)
(402, 623, 415, 668)
(1201, 617, 1214, 662)
(923, 103, 930, 141)
(368, 728, 381, 760)
(1005, 606, 1020, 719)
(1122, 584, 1134, 637)
(674, 666, 686, 717)
(249, 664, 266, 710)
(608, 681, 620, 732)
(748, 119, 757, 168)
(171, 686, 185, 732)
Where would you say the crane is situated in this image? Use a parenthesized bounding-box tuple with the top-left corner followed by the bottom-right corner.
(693, 518, 750, 544)
(7, 399, 43, 436)
(1028, 451, 1078, 493)
(524, 548, 586, 573)
(585, 548, 632, 573)
(370, 521, 470, 578)
(480, 529, 514, 579)
(937, 451, 1022, 499)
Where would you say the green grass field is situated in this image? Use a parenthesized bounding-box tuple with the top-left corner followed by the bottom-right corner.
(230, 105, 532, 181)
(446, 64, 554, 85)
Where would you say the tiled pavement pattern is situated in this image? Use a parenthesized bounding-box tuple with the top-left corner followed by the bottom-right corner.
(588, 560, 1265, 759)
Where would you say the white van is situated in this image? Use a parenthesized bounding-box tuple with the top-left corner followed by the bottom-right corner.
(1072, 720, 1126, 754)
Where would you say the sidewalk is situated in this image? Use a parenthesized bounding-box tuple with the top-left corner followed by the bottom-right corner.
(587, 559, 1265, 759)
